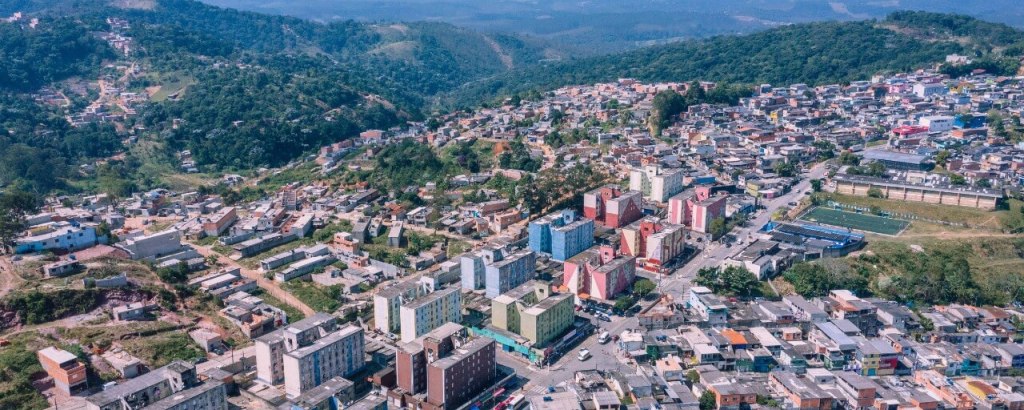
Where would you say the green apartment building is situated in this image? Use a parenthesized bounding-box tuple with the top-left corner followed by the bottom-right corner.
(491, 281, 574, 347)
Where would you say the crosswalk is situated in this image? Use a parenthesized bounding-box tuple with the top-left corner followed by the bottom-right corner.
(522, 384, 551, 396)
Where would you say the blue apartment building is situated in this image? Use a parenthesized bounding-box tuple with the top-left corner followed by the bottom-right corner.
(528, 209, 594, 262)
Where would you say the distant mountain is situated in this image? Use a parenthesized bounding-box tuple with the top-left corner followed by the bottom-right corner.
(195, 0, 1024, 53)
(450, 11, 1024, 107)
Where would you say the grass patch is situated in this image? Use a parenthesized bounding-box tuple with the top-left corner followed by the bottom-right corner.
(60, 322, 180, 349)
(0, 332, 52, 410)
(147, 72, 196, 102)
(282, 281, 342, 313)
(259, 162, 319, 192)
(253, 289, 306, 322)
(792, 237, 1024, 306)
(800, 206, 909, 235)
(122, 332, 204, 368)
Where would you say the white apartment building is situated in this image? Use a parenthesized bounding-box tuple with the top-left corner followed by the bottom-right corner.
(399, 286, 462, 342)
(373, 281, 429, 334)
(282, 325, 365, 398)
(629, 165, 684, 203)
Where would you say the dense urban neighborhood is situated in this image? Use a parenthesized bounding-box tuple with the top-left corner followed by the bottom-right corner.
(7, 3, 1024, 410)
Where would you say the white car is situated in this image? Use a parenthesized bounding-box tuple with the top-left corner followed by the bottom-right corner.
(578, 349, 591, 361)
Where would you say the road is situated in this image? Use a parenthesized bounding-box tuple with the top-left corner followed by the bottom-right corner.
(502, 310, 641, 394)
(657, 161, 829, 296)
(0, 255, 22, 298)
(511, 161, 829, 392)
(194, 245, 315, 316)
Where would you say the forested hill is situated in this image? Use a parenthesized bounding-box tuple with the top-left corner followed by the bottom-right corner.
(450, 11, 1024, 106)
(0, 0, 561, 193)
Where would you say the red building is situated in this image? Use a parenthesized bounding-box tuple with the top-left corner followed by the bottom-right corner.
(583, 185, 642, 229)
(690, 196, 727, 234)
(667, 186, 725, 234)
(563, 245, 636, 303)
(619, 217, 687, 272)
(394, 323, 497, 410)
(38, 346, 87, 395)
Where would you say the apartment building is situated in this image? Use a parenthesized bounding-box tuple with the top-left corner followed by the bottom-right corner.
(528, 209, 594, 262)
(619, 217, 687, 271)
(563, 245, 636, 303)
(491, 281, 575, 347)
(483, 249, 537, 298)
(629, 165, 684, 203)
(395, 322, 465, 395)
(85, 361, 227, 410)
(373, 280, 430, 334)
(399, 287, 462, 342)
(582, 184, 643, 228)
(283, 324, 365, 398)
(459, 247, 504, 291)
(425, 337, 497, 410)
(255, 313, 340, 385)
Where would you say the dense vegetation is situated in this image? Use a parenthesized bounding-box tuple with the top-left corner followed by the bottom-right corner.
(648, 84, 752, 135)
(1, 289, 105, 326)
(452, 12, 1024, 106)
(0, 0, 559, 186)
(783, 239, 1024, 306)
(3, 4, 1024, 192)
(0, 18, 112, 91)
(694, 266, 762, 298)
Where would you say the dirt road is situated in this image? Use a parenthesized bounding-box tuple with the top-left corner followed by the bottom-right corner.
(194, 246, 315, 316)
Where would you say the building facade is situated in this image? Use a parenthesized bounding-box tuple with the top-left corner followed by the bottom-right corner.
(85, 361, 227, 410)
(283, 325, 365, 398)
(491, 281, 575, 347)
(630, 165, 684, 203)
(563, 245, 637, 303)
(528, 209, 594, 262)
(255, 313, 340, 385)
(399, 287, 462, 342)
(582, 185, 643, 229)
(483, 249, 537, 298)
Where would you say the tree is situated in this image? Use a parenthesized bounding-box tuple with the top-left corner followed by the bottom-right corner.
(976, 179, 992, 188)
(810, 179, 822, 192)
(812, 140, 836, 160)
(699, 390, 717, 410)
(838, 151, 860, 166)
(772, 161, 796, 177)
(867, 187, 884, 198)
(950, 174, 966, 185)
(685, 370, 701, 385)
(935, 150, 951, 167)
(709, 217, 727, 238)
(866, 161, 887, 177)
(695, 266, 760, 297)
(633, 279, 656, 297)
(0, 189, 40, 251)
(614, 295, 635, 313)
(649, 90, 687, 136)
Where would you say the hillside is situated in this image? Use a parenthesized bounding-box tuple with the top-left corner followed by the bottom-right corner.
(450, 11, 1024, 106)
(0, 0, 561, 192)
(199, 0, 1024, 53)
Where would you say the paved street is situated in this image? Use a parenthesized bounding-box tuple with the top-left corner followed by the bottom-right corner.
(512, 162, 828, 393)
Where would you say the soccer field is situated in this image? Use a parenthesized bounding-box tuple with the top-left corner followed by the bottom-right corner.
(799, 207, 909, 235)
